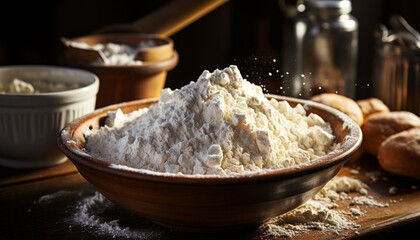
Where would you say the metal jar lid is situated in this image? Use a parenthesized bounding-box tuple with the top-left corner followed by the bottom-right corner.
(305, 0, 352, 14)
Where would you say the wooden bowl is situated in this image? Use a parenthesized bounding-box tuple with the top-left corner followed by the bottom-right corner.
(61, 33, 178, 108)
(58, 95, 362, 232)
(64, 33, 175, 63)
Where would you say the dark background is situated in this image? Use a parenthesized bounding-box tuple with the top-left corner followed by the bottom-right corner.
(1, 0, 420, 100)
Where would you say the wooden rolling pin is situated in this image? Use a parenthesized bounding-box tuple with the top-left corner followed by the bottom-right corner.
(94, 0, 229, 36)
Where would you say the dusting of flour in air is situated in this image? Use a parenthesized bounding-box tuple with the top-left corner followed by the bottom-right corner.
(84, 65, 336, 175)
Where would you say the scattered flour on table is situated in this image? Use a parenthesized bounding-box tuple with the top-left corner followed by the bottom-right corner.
(348, 207, 364, 216)
(71, 191, 161, 239)
(258, 176, 390, 238)
(351, 196, 390, 207)
(34, 189, 164, 239)
(35, 190, 81, 204)
(32, 176, 391, 239)
(84, 65, 337, 176)
(388, 186, 398, 195)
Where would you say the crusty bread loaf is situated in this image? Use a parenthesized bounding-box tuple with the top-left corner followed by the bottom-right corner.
(310, 93, 364, 126)
(378, 128, 420, 180)
(362, 111, 420, 156)
(356, 98, 390, 120)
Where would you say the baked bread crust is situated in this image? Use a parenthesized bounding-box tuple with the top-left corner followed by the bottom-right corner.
(378, 128, 420, 180)
(310, 93, 364, 126)
(356, 98, 390, 120)
(362, 111, 420, 156)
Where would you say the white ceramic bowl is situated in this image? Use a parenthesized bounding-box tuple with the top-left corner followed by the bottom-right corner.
(0, 65, 99, 168)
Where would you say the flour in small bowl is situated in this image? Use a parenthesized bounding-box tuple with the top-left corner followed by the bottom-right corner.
(63, 38, 157, 65)
(0, 78, 82, 94)
(84, 65, 336, 175)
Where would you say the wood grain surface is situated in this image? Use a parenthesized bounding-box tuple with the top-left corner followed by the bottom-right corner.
(0, 152, 419, 240)
(0, 160, 77, 187)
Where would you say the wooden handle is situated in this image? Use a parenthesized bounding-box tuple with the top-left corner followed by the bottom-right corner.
(94, 0, 229, 36)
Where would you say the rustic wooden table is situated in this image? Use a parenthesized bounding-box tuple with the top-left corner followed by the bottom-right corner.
(1, 152, 419, 240)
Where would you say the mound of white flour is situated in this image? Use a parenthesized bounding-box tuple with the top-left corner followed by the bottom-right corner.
(84, 65, 336, 175)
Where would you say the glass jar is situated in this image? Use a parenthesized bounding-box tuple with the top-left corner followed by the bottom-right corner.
(280, 0, 358, 98)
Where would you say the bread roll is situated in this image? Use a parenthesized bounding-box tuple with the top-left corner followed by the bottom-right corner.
(356, 98, 390, 120)
(362, 111, 420, 156)
(310, 93, 364, 126)
(378, 128, 420, 180)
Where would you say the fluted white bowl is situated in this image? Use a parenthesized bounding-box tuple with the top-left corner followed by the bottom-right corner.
(0, 65, 99, 168)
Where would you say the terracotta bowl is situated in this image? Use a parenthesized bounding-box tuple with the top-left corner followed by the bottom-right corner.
(58, 94, 362, 232)
(61, 33, 178, 108)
